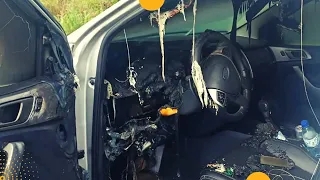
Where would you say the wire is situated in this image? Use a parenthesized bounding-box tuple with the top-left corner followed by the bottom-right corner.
(268, 169, 306, 180)
(299, 0, 320, 126)
(310, 158, 320, 180)
(299, 1, 320, 179)
(124, 29, 131, 68)
(115, 78, 128, 83)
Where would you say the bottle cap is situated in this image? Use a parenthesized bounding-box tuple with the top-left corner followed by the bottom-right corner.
(301, 120, 309, 128)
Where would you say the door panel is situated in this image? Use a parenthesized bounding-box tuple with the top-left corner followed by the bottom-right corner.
(266, 46, 320, 131)
(0, 80, 80, 180)
(0, 0, 81, 179)
(0, 82, 59, 130)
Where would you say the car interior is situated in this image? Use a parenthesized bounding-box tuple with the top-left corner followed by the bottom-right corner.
(100, 0, 320, 180)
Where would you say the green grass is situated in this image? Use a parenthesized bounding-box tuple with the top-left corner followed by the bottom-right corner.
(40, 0, 119, 35)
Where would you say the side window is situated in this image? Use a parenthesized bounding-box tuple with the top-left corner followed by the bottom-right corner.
(0, 1, 37, 87)
(282, 2, 320, 46)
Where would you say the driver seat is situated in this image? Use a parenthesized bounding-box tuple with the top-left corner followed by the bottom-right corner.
(179, 131, 319, 180)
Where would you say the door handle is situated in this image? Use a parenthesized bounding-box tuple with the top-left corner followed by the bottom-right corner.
(0, 98, 34, 126)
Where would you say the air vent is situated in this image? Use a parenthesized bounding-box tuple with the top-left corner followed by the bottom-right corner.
(285, 50, 307, 59)
(269, 47, 312, 62)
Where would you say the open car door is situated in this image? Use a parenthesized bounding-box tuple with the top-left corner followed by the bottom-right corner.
(0, 0, 82, 179)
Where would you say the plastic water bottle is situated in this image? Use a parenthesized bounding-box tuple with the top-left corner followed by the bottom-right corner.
(301, 120, 319, 148)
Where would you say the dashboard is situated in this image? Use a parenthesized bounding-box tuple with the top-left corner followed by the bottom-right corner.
(103, 36, 318, 162)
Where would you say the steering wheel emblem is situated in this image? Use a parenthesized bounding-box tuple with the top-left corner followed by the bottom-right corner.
(222, 67, 230, 80)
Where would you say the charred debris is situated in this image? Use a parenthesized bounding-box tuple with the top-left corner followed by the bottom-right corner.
(104, 0, 195, 165)
(102, 0, 307, 179)
(205, 123, 297, 179)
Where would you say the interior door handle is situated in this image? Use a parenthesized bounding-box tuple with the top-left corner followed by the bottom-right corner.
(1, 142, 25, 178)
(0, 98, 34, 126)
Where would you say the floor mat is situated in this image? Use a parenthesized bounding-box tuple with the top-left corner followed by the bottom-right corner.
(180, 131, 251, 180)
(158, 140, 179, 180)
(217, 116, 262, 135)
(203, 124, 315, 180)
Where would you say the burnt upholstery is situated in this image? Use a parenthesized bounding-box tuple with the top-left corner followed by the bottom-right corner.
(180, 131, 319, 180)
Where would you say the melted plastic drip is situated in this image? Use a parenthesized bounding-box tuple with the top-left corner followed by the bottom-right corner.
(178, 0, 187, 21)
(190, 0, 209, 108)
(157, 9, 167, 81)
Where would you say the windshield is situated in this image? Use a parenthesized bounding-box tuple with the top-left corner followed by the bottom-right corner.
(113, 0, 276, 41)
(281, 1, 320, 46)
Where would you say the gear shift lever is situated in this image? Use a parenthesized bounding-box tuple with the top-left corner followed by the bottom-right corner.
(258, 99, 272, 123)
(258, 99, 279, 131)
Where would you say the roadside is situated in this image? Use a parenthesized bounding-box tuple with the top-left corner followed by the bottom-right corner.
(40, 0, 119, 35)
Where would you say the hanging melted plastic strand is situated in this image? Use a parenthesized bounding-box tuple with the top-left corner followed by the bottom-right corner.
(179, 0, 187, 21)
(123, 29, 144, 105)
(149, 0, 193, 81)
(157, 9, 166, 81)
(238, 0, 255, 45)
(123, 29, 137, 88)
(190, 0, 212, 110)
(238, 0, 250, 18)
(104, 80, 116, 127)
(242, 0, 277, 45)
(149, 0, 193, 26)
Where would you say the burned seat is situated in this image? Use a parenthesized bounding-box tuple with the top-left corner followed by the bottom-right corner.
(179, 130, 319, 180)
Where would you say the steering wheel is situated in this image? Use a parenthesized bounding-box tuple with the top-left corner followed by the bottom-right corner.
(180, 30, 252, 122)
